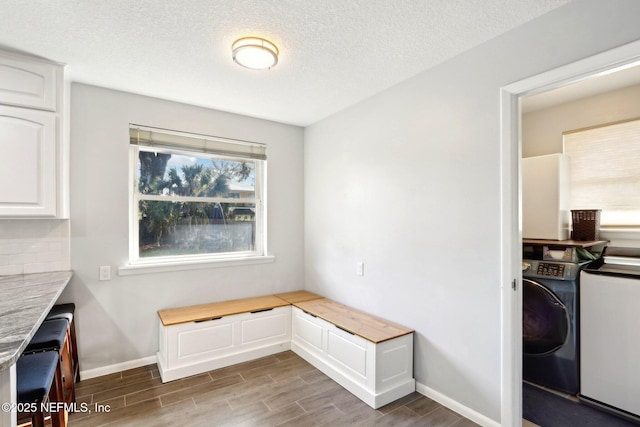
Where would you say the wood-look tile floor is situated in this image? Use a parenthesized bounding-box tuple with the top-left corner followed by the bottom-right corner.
(69, 351, 480, 427)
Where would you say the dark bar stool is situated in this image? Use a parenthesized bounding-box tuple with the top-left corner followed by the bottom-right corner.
(46, 303, 79, 383)
(24, 318, 76, 405)
(17, 351, 66, 427)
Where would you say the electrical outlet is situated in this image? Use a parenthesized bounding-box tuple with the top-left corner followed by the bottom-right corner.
(99, 265, 111, 281)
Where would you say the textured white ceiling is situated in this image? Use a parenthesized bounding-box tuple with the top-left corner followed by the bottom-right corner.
(0, 0, 572, 126)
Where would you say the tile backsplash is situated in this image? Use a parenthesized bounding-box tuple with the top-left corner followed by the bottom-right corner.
(0, 219, 70, 275)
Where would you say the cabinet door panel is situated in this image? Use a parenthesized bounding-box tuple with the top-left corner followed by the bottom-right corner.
(293, 309, 324, 352)
(241, 309, 288, 344)
(0, 107, 56, 216)
(177, 322, 234, 358)
(327, 328, 367, 378)
(377, 337, 413, 388)
(0, 54, 58, 111)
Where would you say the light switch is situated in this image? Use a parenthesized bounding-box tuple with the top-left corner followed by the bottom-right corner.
(356, 262, 364, 276)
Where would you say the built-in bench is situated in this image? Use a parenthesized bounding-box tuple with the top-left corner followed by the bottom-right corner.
(157, 295, 294, 382)
(156, 291, 414, 409)
(290, 298, 415, 408)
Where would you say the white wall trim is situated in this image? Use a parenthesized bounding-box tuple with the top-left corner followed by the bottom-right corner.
(500, 38, 640, 426)
(118, 255, 275, 276)
(499, 85, 523, 427)
(416, 381, 500, 427)
(80, 355, 157, 380)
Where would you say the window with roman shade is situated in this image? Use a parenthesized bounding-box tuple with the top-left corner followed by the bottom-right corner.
(563, 118, 640, 227)
(128, 124, 267, 265)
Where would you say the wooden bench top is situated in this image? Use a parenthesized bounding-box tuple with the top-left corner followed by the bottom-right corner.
(274, 290, 323, 304)
(159, 291, 413, 343)
(158, 295, 290, 326)
(293, 298, 414, 343)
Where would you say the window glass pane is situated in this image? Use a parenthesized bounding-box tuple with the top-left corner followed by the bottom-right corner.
(138, 201, 256, 257)
(138, 150, 255, 199)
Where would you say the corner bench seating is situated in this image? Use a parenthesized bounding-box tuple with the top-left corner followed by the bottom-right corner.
(157, 291, 415, 409)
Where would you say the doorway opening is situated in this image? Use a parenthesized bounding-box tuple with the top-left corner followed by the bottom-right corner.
(500, 39, 640, 426)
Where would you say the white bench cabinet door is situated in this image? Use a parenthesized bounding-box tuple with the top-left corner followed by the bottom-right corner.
(292, 307, 326, 355)
(0, 106, 56, 216)
(326, 324, 369, 385)
(163, 316, 235, 369)
(238, 307, 290, 347)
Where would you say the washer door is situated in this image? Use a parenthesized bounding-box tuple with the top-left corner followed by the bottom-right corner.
(522, 278, 570, 355)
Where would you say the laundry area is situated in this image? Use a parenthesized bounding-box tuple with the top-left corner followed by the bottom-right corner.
(521, 238, 640, 426)
(521, 76, 640, 426)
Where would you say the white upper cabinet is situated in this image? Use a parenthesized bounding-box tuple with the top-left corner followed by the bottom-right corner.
(0, 106, 57, 216)
(0, 49, 64, 217)
(0, 52, 60, 111)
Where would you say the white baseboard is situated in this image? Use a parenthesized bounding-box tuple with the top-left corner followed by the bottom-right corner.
(79, 355, 157, 381)
(415, 381, 500, 427)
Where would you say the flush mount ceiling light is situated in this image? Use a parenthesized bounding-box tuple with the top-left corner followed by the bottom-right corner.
(232, 37, 279, 70)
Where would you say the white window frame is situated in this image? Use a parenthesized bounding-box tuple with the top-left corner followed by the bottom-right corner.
(120, 126, 272, 275)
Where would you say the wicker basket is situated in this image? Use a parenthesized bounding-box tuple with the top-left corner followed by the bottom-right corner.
(571, 210, 601, 241)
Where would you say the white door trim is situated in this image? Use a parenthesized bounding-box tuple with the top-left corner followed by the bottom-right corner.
(499, 39, 640, 426)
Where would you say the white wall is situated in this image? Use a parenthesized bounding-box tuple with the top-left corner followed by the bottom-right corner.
(523, 83, 640, 157)
(304, 0, 640, 423)
(63, 84, 304, 373)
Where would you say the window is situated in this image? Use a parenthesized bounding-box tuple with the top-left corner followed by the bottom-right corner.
(563, 118, 640, 227)
(128, 125, 267, 265)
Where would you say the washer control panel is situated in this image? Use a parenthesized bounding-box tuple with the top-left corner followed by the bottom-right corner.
(522, 260, 579, 280)
(536, 262, 565, 277)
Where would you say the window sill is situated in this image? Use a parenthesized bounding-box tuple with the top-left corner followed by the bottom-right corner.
(118, 255, 275, 276)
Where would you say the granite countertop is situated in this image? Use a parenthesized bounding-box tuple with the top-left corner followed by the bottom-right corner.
(0, 271, 73, 370)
